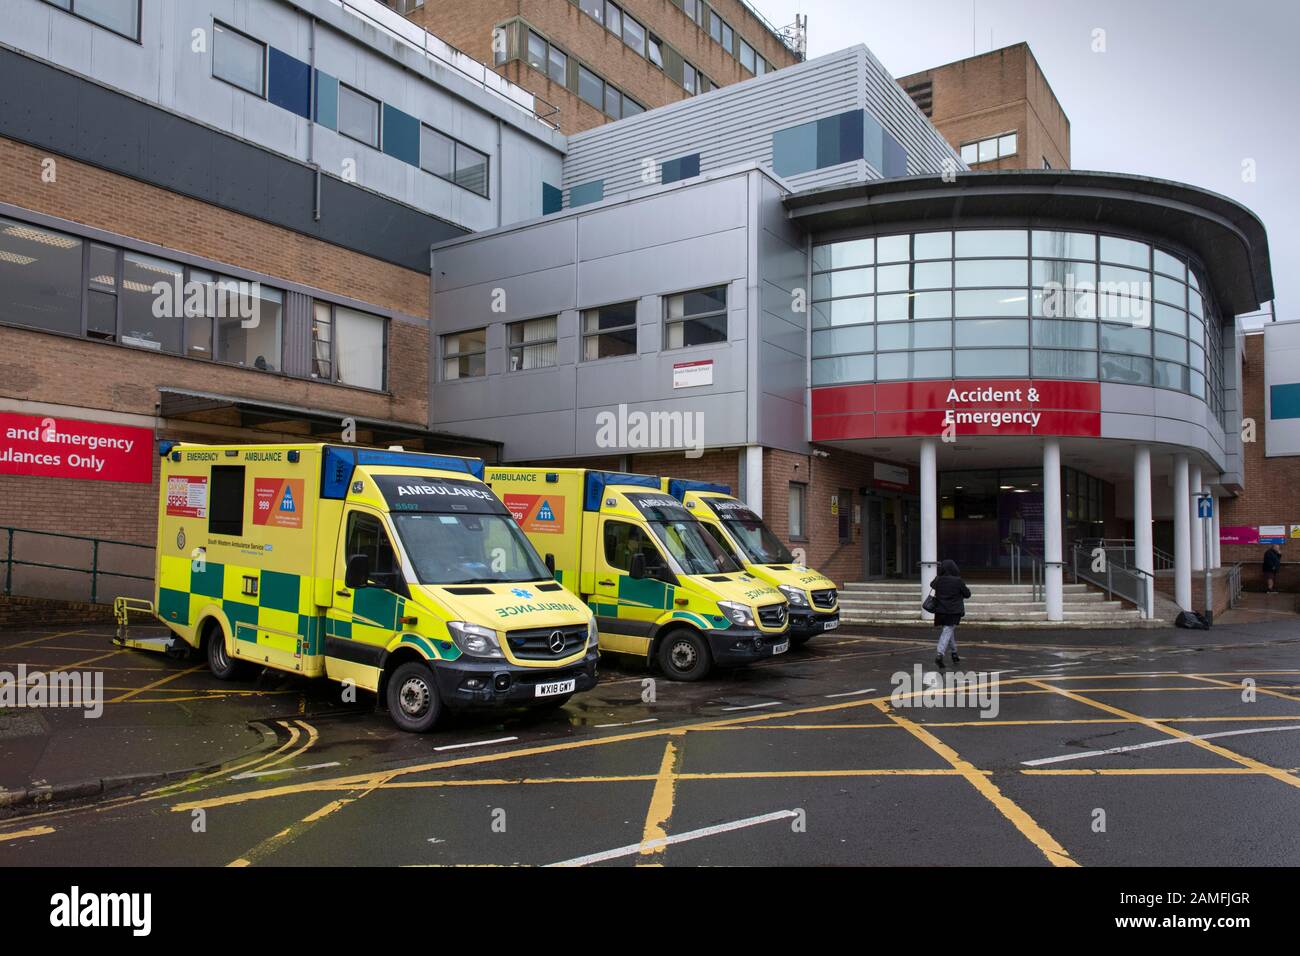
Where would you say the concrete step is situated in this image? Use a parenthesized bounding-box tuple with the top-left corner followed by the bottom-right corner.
(837, 594, 1109, 607)
(842, 582, 1091, 594)
(837, 598, 1128, 612)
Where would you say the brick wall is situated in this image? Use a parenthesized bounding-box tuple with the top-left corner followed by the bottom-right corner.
(1221, 332, 1300, 590)
(898, 43, 1070, 171)
(409, 0, 800, 134)
(0, 137, 436, 548)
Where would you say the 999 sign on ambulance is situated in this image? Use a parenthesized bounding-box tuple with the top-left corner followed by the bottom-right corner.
(120, 443, 598, 731)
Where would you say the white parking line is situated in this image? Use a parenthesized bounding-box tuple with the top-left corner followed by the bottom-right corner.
(434, 736, 518, 752)
(231, 761, 341, 780)
(547, 809, 800, 867)
(720, 701, 782, 711)
(593, 718, 659, 728)
(824, 688, 877, 699)
(1022, 724, 1300, 766)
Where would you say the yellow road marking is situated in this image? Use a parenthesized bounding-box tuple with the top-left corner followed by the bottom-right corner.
(0, 825, 55, 842)
(1026, 680, 1300, 791)
(638, 738, 681, 864)
(1185, 673, 1300, 703)
(110, 665, 205, 704)
(873, 700, 1077, 868)
(0, 628, 87, 650)
(1022, 768, 1276, 776)
(146, 721, 300, 797)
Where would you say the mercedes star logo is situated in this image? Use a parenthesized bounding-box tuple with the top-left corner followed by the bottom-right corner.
(548, 630, 566, 653)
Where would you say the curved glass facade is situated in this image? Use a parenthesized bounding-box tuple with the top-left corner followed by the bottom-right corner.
(811, 228, 1227, 425)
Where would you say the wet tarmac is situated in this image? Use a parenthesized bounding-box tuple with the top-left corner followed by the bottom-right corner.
(0, 619, 1298, 866)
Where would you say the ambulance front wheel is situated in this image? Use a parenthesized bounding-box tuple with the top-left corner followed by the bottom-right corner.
(387, 661, 442, 733)
(657, 629, 712, 682)
(205, 623, 247, 680)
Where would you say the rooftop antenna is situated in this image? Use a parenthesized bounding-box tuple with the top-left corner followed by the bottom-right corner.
(778, 13, 807, 60)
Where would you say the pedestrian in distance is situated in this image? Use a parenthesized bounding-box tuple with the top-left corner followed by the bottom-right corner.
(929, 558, 970, 669)
(1263, 543, 1282, 593)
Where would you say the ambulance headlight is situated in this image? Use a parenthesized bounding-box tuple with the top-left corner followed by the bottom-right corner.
(587, 617, 600, 649)
(778, 585, 809, 608)
(718, 601, 755, 627)
(447, 621, 503, 659)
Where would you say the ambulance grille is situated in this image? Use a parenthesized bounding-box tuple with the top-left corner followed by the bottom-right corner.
(506, 625, 588, 660)
(757, 604, 788, 628)
(811, 589, 837, 609)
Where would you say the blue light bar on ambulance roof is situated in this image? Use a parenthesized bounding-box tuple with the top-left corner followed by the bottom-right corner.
(582, 471, 660, 512)
(666, 478, 732, 501)
(321, 446, 485, 499)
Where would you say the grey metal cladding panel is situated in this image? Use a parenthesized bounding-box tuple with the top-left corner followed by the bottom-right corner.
(577, 229, 749, 306)
(759, 307, 805, 363)
(562, 54, 863, 193)
(576, 177, 749, 260)
(436, 409, 580, 460)
(574, 392, 748, 455)
(434, 267, 575, 331)
(757, 392, 808, 450)
(1100, 383, 1157, 416)
(0, 49, 467, 273)
(575, 342, 745, 408)
(434, 220, 577, 292)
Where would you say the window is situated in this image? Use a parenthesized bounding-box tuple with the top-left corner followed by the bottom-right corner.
(548, 45, 567, 84)
(579, 0, 604, 23)
(42, 0, 140, 40)
(665, 285, 727, 348)
(526, 31, 547, 72)
(682, 62, 697, 94)
(578, 64, 603, 110)
(0, 218, 83, 336)
(788, 483, 807, 540)
(739, 39, 756, 73)
(420, 126, 454, 180)
(709, 10, 723, 43)
(721, 23, 734, 51)
(120, 252, 183, 353)
(86, 243, 117, 341)
(604, 84, 621, 118)
(443, 329, 486, 379)
(623, 14, 646, 56)
(583, 302, 637, 360)
(454, 143, 489, 197)
(216, 283, 283, 370)
(508, 316, 558, 371)
(209, 466, 246, 537)
(345, 511, 402, 592)
(422, 126, 489, 198)
(660, 153, 700, 184)
(313, 302, 387, 390)
(338, 85, 380, 147)
(212, 23, 265, 96)
(773, 110, 906, 178)
(647, 34, 664, 68)
(622, 96, 645, 118)
(959, 131, 1019, 164)
(604, 520, 671, 580)
(604, 1, 621, 34)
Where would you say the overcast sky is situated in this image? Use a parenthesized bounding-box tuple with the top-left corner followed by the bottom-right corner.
(753, 0, 1296, 325)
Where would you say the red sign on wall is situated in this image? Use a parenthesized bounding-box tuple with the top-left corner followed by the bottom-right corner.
(811, 379, 1102, 442)
(0, 413, 153, 483)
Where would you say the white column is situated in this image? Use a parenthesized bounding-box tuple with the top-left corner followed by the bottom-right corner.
(744, 446, 764, 517)
(1211, 496, 1222, 568)
(1189, 464, 1204, 572)
(1133, 445, 1155, 619)
(1173, 453, 1192, 610)
(919, 438, 937, 620)
(1043, 438, 1064, 622)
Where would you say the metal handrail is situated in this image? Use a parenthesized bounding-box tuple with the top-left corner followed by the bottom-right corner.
(1008, 541, 1044, 601)
(1070, 542, 1151, 618)
(1077, 537, 1175, 572)
(1227, 563, 1244, 609)
(2, 526, 152, 606)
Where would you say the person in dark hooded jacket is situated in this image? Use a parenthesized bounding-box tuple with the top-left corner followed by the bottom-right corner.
(930, 558, 971, 668)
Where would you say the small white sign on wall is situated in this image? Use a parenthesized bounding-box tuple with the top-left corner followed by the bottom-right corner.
(673, 359, 714, 389)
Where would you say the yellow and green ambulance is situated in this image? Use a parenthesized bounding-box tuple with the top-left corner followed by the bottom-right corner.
(138, 442, 598, 731)
(662, 479, 840, 646)
(485, 467, 790, 681)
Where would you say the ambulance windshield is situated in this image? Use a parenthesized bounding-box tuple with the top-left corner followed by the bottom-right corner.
(624, 493, 739, 575)
(391, 512, 551, 585)
(706, 500, 795, 565)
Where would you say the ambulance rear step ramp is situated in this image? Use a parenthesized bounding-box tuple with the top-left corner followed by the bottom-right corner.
(113, 596, 176, 655)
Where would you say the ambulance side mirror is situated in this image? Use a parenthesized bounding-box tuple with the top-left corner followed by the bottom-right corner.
(629, 552, 646, 580)
(345, 553, 371, 591)
(544, 553, 556, 576)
